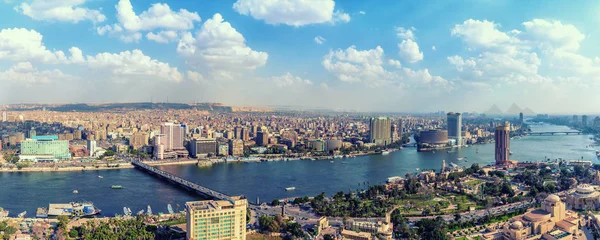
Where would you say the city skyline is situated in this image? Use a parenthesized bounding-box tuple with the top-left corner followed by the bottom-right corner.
(1, 0, 600, 113)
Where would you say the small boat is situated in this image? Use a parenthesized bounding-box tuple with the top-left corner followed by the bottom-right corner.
(167, 204, 174, 214)
(341, 161, 348, 164)
(36, 208, 48, 218)
(285, 187, 296, 191)
(137, 210, 144, 215)
(381, 150, 390, 155)
(147, 205, 152, 215)
(73, 190, 79, 194)
(111, 185, 124, 189)
(98, 176, 103, 179)
(330, 161, 334, 163)
(18, 211, 26, 218)
(123, 207, 129, 216)
(509, 151, 513, 155)
(457, 157, 464, 161)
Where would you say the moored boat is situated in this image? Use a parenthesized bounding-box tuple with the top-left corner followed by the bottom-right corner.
(18, 211, 26, 218)
(73, 190, 79, 194)
(167, 204, 174, 214)
(147, 205, 152, 215)
(285, 187, 295, 191)
(381, 150, 390, 155)
(36, 207, 48, 218)
(111, 185, 124, 189)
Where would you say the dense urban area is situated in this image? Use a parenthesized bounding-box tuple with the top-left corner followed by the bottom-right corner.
(2, 103, 600, 240)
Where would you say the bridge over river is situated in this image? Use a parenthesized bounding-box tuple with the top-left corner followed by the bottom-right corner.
(132, 160, 231, 201)
(527, 131, 582, 136)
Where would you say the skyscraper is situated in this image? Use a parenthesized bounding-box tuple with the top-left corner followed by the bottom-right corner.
(447, 112, 462, 145)
(573, 115, 579, 124)
(1, 111, 6, 122)
(495, 123, 510, 165)
(87, 140, 97, 157)
(186, 196, 247, 240)
(369, 117, 392, 146)
(161, 122, 184, 151)
(234, 126, 243, 140)
(519, 112, 524, 124)
(582, 115, 588, 127)
(256, 129, 268, 146)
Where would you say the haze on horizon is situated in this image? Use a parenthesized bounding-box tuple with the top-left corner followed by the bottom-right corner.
(1, 0, 599, 113)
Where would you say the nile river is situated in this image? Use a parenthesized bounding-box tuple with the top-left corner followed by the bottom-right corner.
(0, 123, 597, 217)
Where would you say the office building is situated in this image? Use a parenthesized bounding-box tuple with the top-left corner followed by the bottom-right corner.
(495, 123, 510, 165)
(234, 127, 243, 140)
(229, 139, 244, 156)
(130, 132, 149, 150)
(241, 128, 250, 141)
(20, 136, 71, 162)
(189, 138, 217, 158)
(1, 111, 6, 122)
(255, 129, 268, 146)
(519, 112, 524, 124)
(369, 117, 392, 146)
(186, 196, 247, 240)
(308, 139, 325, 152)
(582, 115, 588, 127)
(218, 143, 229, 156)
(447, 112, 462, 145)
(87, 140, 97, 157)
(573, 115, 578, 124)
(161, 122, 185, 151)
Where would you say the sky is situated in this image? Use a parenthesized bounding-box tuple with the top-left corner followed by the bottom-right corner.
(1, 0, 600, 114)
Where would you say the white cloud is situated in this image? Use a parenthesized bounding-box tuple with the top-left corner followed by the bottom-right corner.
(98, 0, 200, 42)
(15, 0, 105, 23)
(86, 49, 182, 82)
(314, 36, 326, 44)
(396, 27, 415, 40)
(320, 82, 329, 90)
(186, 71, 205, 83)
(521, 19, 585, 52)
(0, 28, 68, 63)
(177, 13, 268, 70)
(269, 73, 312, 87)
(398, 39, 423, 63)
(232, 0, 349, 26)
(432, 46, 436, 51)
(147, 31, 178, 43)
(323, 45, 447, 88)
(388, 59, 401, 68)
(447, 55, 475, 71)
(451, 19, 522, 53)
(0, 62, 76, 86)
(359, 11, 366, 15)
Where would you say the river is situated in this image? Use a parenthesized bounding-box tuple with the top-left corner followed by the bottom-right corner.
(0, 123, 597, 217)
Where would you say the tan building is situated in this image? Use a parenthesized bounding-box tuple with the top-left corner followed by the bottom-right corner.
(186, 196, 247, 240)
(567, 184, 600, 210)
(503, 194, 579, 240)
(130, 132, 149, 150)
(340, 229, 372, 240)
(229, 139, 244, 156)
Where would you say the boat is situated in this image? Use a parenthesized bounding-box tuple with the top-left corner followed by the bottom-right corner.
(111, 185, 124, 189)
(457, 157, 464, 161)
(285, 187, 296, 191)
(137, 210, 144, 215)
(341, 161, 348, 164)
(73, 190, 78, 194)
(0, 208, 8, 218)
(123, 207, 129, 216)
(36, 208, 48, 218)
(167, 204, 174, 214)
(381, 150, 390, 155)
(98, 176, 103, 179)
(127, 208, 132, 216)
(48, 202, 101, 217)
(18, 211, 26, 218)
(509, 151, 513, 155)
(147, 205, 152, 215)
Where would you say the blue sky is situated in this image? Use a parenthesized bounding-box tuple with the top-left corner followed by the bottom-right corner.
(1, 0, 600, 113)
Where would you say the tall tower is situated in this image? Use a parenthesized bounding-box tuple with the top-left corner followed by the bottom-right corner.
(1, 111, 6, 122)
(519, 112, 524, 124)
(87, 140, 97, 157)
(582, 115, 588, 127)
(161, 122, 184, 151)
(447, 112, 462, 145)
(369, 117, 392, 146)
(495, 122, 510, 165)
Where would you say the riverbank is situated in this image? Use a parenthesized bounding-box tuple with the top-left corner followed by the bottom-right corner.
(0, 163, 134, 173)
(144, 159, 199, 166)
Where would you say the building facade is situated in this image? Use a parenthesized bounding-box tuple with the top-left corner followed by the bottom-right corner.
(369, 117, 392, 146)
(446, 112, 462, 145)
(495, 123, 510, 165)
(229, 139, 244, 156)
(20, 136, 71, 162)
(189, 139, 217, 158)
(186, 196, 247, 240)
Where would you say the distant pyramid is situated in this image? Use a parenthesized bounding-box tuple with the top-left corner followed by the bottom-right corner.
(486, 104, 504, 115)
(522, 107, 535, 115)
(505, 103, 523, 115)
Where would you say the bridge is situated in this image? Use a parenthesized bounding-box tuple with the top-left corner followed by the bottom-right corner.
(132, 160, 231, 201)
(527, 131, 582, 136)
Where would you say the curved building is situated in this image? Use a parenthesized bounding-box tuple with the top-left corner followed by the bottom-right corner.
(567, 184, 600, 210)
(419, 130, 448, 145)
(326, 139, 343, 152)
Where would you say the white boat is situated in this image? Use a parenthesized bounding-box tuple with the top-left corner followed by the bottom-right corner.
(73, 190, 79, 194)
(123, 207, 129, 216)
(285, 187, 296, 191)
(457, 157, 464, 161)
(330, 161, 334, 163)
(147, 205, 152, 215)
(381, 150, 390, 155)
(137, 210, 144, 215)
(18, 211, 26, 218)
(98, 176, 103, 179)
(167, 204, 174, 214)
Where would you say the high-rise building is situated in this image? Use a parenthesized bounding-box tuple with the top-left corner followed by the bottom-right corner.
(447, 112, 462, 145)
(229, 139, 244, 156)
(573, 115, 579, 124)
(87, 140, 97, 157)
(20, 136, 71, 162)
(582, 115, 588, 127)
(1, 111, 6, 122)
(186, 196, 247, 240)
(369, 117, 392, 146)
(519, 112, 524, 124)
(189, 138, 217, 158)
(241, 128, 250, 141)
(255, 129, 268, 146)
(161, 122, 185, 151)
(130, 132, 149, 150)
(234, 127, 243, 140)
(495, 123, 510, 165)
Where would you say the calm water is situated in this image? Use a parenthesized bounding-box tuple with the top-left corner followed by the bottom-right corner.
(0, 124, 597, 217)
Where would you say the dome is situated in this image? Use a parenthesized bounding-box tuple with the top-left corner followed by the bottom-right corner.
(511, 221, 523, 229)
(576, 184, 595, 194)
(546, 194, 561, 203)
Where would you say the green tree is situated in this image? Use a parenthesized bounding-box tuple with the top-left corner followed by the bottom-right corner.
(324, 234, 334, 240)
(271, 199, 280, 206)
(416, 217, 448, 240)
